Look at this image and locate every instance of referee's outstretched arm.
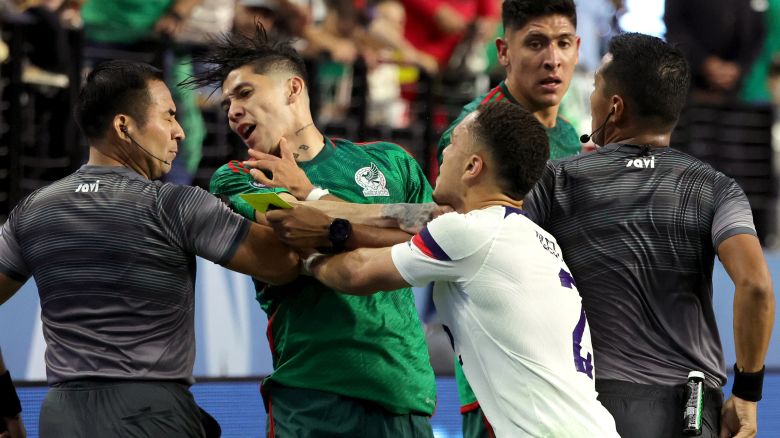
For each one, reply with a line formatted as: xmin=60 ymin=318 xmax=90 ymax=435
xmin=225 ymin=222 xmax=301 ymax=286
xmin=717 ymin=233 xmax=775 ymax=438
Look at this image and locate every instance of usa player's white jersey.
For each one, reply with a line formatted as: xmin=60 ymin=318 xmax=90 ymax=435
xmin=391 ymin=206 xmax=618 ymax=437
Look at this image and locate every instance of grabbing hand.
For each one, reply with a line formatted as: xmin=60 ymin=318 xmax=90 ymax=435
xmin=720 ymin=395 xmax=757 ymax=438
xmin=244 ymin=138 xmax=315 ymax=200
xmin=266 ymin=206 xmax=332 ymax=249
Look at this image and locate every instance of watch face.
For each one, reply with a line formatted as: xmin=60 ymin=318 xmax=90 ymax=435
xmin=330 ymin=218 xmax=352 ymax=242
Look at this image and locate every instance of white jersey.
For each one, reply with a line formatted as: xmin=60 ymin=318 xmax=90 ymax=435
xmin=391 ymin=206 xmax=618 ymax=437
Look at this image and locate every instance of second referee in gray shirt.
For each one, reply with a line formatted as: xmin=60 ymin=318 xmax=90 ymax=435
xmin=525 ymin=33 xmax=774 ymax=438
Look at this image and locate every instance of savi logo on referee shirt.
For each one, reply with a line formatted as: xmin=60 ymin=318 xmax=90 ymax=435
xmin=626 ymin=157 xmax=655 ymax=168
xmin=75 ymin=180 xmax=101 ymax=192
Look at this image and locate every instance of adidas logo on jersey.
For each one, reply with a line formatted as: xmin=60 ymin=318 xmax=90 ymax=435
xmin=626 ymin=157 xmax=655 ymax=168
xmin=75 ymin=180 xmax=100 ymax=192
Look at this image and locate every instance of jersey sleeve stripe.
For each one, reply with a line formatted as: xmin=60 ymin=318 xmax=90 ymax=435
xmin=412 ymin=227 xmax=452 ymax=261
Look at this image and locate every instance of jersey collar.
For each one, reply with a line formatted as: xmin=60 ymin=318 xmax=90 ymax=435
xmin=498 ymin=81 xmax=521 ymax=106
xmin=300 ymin=137 xmax=335 ymax=167
xmin=600 ymin=143 xmax=671 ymax=154
xmin=78 ymin=165 xmax=149 ymax=182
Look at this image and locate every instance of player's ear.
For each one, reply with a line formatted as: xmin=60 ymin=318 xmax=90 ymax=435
xmin=496 ymin=37 xmax=509 ymax=68
xmin=610 ymin=95 xmax=625 ymax=125
xmin=463 ymin=154 xmax=483 ymax=183
xmin=288 ymin=76 xmax=305 ymax=104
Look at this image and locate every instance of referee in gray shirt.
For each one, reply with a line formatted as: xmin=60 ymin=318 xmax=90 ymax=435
xmin=525 ymin=34 xmax=774 ymax=438
xmin=0 ymin=61 xmax=300 ymax=437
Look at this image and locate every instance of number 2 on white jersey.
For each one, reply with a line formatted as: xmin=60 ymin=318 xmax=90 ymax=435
xmin=559 ymin=268 xmax=594 ymax=379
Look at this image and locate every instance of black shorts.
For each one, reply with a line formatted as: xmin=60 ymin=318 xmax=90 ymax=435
xmin=39 ymin=380 xmax=214 ymax=438
xmin=596 ymin=379 xmax=723 ymax=438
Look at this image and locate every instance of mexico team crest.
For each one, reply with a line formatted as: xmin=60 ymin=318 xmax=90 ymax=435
xmin=355 ymin=163 xmax=390 ymax=197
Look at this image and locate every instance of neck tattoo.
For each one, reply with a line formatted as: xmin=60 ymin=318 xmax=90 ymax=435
xmin=295 ymin=122 xmax=314 ymax=136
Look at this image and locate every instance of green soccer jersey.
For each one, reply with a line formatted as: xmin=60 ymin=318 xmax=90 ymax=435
xmin=210 ymin=137 xmax=437 ymax=415
xmin=437 ymin=81 xmax=581 ymax=410
xmin=437 ymin=81 xmax=581 ymax=165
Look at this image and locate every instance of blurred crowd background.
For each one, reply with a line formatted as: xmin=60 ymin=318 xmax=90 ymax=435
xmin=1 ymin=0 xmax=779 ymax=247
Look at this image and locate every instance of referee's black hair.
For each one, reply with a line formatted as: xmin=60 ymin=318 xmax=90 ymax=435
xmin=77 ymin=60 xmax=163 ymax=141
xmin=502 ymin=0 xmax=577 ymax=32
xmin=181 ymin=25 xmax=307 ymax=91
xmin=472 ymin=101 xmax=549 ymax=200
xmin=602 ymin=32 xmax=690 ymax=128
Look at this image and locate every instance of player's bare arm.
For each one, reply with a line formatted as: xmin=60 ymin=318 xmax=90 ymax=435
xmin=380 ymin=203 xmax=453 ymax=234
xmin=718 ymin=233 xmax=774 ymax=438
xmin=266 ymin=206 xmax=419 ymax=249
xmin=270 ymin=201 xmax=451 ymax=235
xmin=227 ymin=222 xmax=301 ymax=285
xmin=307 ymin=247 xmax=408 ymax=295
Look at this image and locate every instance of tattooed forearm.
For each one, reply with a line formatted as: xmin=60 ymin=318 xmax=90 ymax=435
xmin=380 ymin=203 xmax=441 ymax=232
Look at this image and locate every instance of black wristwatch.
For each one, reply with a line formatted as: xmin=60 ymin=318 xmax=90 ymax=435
xmin=328 ymin=218 xmax=352 ymax=253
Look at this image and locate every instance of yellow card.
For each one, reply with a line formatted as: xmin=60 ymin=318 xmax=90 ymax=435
xmin=240 ymin=192 xmax=293 ymax=213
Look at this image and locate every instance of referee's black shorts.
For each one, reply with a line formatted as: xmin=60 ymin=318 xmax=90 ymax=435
xmin=596 ymin=379 xmax=723 ymax=438
xmin=39 ymin=380 xmax=216 ymax=438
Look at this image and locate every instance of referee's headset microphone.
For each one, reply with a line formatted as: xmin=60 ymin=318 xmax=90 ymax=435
xmin=120 ymin=125 xmax=170 ymax=165
xmin=580 ymin=107 xmax=616 ymax=144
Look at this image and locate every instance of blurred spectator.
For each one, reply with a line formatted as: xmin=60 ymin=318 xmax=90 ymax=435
xmin=178 ymin=0 xmax=235 ymax=43
xmin=298 ymin=0 xmax=363 ymax=64
xmin=741 ymin=0 xmax=780 ymax=103
xmin=367 ymin=0 xmax=438 ymax=73
xmin=400 ymin=0 xmax=498 ymax=72
xmin=80 ymin=0 xmax=207 ymax=184
xmin=233 ymin=0 xmax=308 ymax=42
xmin=664 ymin=0 xmax=766 ymax=102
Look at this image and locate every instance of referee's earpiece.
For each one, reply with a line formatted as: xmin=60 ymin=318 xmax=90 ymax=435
xmin=120 ymin=125 xmax=129 ymax=134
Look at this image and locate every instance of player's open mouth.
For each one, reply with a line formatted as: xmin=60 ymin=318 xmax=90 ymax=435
xmin=238 ymin=124 xmax=256 ymax=140
xmin=540 ymin=77 xmax=562 ymax=86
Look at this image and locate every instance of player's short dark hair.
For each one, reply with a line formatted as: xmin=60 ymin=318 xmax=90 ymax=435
xmin=472 ymin=101 xmax=549 ymax=199
xmin=602 ymin=32 xmax=690 ymax=127
xmin=77 ymin=60 xmax=163 ymax=141
xmin=182 ymin=25 xmax=307 ymax=90
xmin=502 ymin=0 xmax=577 ymax=32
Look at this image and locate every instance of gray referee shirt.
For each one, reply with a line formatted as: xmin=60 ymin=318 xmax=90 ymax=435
xmin=525 ymin=143 xmax=756 ymax=388
xmin=0 ymin=166 xmax=250 ymax=385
